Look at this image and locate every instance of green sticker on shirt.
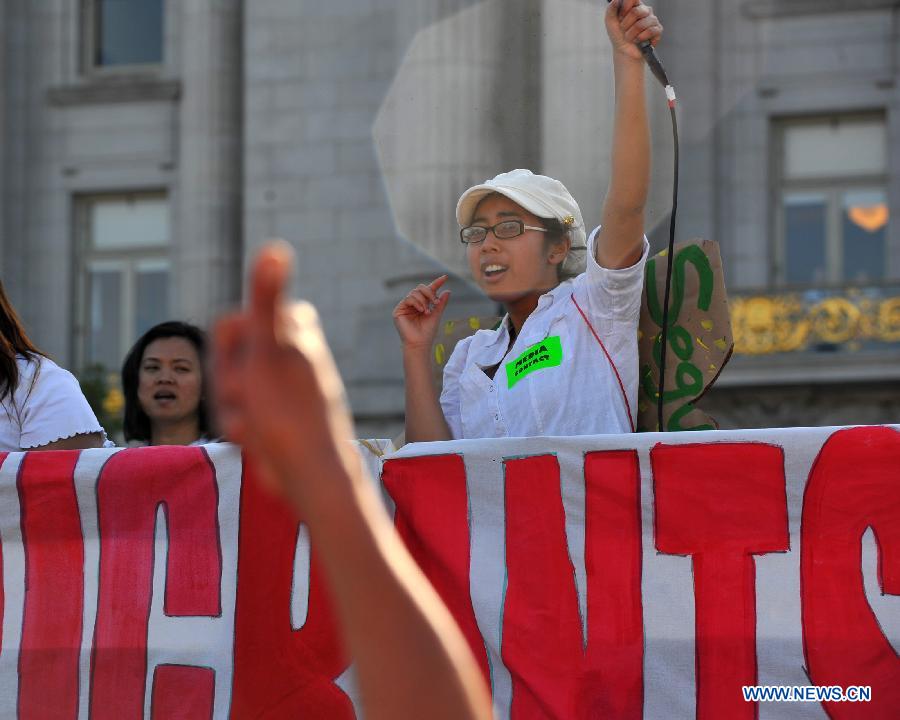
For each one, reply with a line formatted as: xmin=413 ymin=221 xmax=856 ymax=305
xmin=506 ymin=336 xmax=563 ymax=389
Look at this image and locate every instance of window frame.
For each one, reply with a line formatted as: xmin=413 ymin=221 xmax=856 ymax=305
xmin=773 ymin=112 xmax=889 ymax=287
xmin=81 ymin=0 xmax=165 ymax=75
xmin=74 ymin=191 xmax=172 ymax=373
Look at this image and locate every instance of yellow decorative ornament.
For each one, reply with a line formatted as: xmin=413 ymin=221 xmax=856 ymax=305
xmin=729 ymin=290 xmax=900 ymax=354
xmin=877 ymin=298 xmax=900 ymax=342
xmin=730 ymin=295 xmax=809 ymax=355
xmin=103 ymin=387 xmax=124 ymax=416
xmin=810 ymin=298 xmax=860 ymax=345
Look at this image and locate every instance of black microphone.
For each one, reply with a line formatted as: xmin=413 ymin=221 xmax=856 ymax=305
xmin=638 ymin=42 xmax=670 ymax=89
xmin=607 ymin=1 xmax=671 ymax=91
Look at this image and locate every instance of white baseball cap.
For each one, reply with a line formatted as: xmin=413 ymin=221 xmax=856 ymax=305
xmin=456 ymin=169 xmax=587 ymax=276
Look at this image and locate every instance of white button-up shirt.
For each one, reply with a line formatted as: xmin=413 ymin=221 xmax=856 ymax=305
xmin=440 ymin=228 xmax=648 ymax=439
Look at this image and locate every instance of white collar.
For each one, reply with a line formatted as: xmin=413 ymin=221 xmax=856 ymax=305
xmin=472 ymin=278 xmax=577 ymax=365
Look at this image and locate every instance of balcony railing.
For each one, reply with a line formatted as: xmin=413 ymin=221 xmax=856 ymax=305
xmin=730 ymin=285 xmax=900 ymax=356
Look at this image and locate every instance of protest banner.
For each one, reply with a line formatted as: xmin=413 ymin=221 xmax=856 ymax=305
xmin=0 ymin=425 xmax=896 ymax=718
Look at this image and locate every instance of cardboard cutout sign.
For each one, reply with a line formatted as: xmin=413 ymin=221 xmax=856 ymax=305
xmin=637 ymin=238 xmax=733 ymax=431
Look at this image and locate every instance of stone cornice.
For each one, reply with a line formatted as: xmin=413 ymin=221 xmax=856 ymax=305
xmin=47 ymin=77 xmax=181 ymax=107
xmin=742 ymin=0 xmax=899 ymax=19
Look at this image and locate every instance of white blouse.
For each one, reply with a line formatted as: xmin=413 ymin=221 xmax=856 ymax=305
xmin=0 ymin=355 xmax=107 ymax=451
xmin=440 ymin=228 xmax=648 ymax=439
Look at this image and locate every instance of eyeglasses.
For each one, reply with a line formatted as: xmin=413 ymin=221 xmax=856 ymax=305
xmin=459 ymin=220 xmax=548 ymax=245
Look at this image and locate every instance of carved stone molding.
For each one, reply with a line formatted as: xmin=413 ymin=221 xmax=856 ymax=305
xmin=47 ymin=78 xmax=181 ymax=107
xmin=702 ymin=381 xmax=900 ymax=430
xmin=741 ymin=0 xmax=898 ymax=19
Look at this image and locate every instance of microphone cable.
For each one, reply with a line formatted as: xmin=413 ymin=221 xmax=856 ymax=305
xmin=657 ymin=96 xmax=678 ymax=432
xmin=642 ymin=45 xmax=679 ymax=433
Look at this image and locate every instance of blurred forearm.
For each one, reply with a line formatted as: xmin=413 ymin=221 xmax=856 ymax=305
xmin=284 ymin=452 xmax=491 ymax=720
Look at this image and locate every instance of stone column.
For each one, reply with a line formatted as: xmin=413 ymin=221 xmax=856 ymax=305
xmin=651 ymin=0 xmax=720 ymax=247
xmin=375 ymin=0 xmax=542 ymax=279
xmin=353 ymin=0 xmax=546 ymax=434
xmin=172 ymin=0 xmax=242 ymax=326
xmin=1 ymin=2 xmax=28 ymax=299
xmin=10 ymin=0 xmax=73 ymax=359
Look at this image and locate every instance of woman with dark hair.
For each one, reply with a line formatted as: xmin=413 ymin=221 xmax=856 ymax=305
xmin=121 ymin=321 xmax=212 ymax=446
xmin=0 ymin=279 xmax=107 ymax=451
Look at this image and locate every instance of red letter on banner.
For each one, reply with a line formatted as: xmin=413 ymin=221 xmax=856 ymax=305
xmin=381 ymin=454 xmax=491 ymax=683
xmin=502 ymin=451 xmax=643 ymax=720
xmin=90 ymin=447 xmax=222 ymax=719
xmin=580 ymin=451 xmax=643 ymax=718
xmin=230 ymin=460 xmax=354 ymax=718
xmin=17 ymin=451 xmax=85 ymax=720
xmin=151 ymin=664 xmax=215 ymax=719
xmin=801 ymin=426 xmax=900 ymax=718
xmin=502 ymin=453 xmax=643 ymax=719
xmin=503 ymin=455 xmax=583 ymax=718
xmin=652 ymin=443 xmax=787 ymax=720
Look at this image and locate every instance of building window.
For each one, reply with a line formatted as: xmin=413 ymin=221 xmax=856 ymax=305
xmin=776 ymin=114 xmax=889 ymax=286
xmin=77 ymin=193 xmax=170 ymax=372
xmin=84 ymin=0 xmax=164 ymax=69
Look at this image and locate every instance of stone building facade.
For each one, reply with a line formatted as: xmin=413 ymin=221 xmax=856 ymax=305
xmin=0 ymin=0 xmax=898 ymax=437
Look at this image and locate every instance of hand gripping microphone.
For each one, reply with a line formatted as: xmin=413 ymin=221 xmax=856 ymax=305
xmin=607 ymin=0 xmax=674 ymax=105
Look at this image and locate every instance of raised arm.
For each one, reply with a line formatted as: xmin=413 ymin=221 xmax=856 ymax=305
xmin=214 ymin=245 xmax=490 ymax=720
xmin=596 ymin=0 xmax=663 ymax=269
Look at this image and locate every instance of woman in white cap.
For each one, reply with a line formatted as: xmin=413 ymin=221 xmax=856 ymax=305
xmin=393 ymin=0 xmax=662 ymax=441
